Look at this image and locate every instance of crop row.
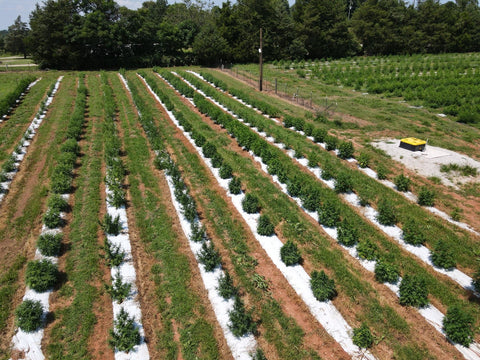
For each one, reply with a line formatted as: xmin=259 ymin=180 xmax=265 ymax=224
xmin=0 ymin=75 xmax=37 ymax=119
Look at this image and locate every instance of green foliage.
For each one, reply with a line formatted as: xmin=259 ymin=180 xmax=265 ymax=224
xmin=190 ymin=221 xmax=207 ymax=243
xmin=356 ymin=239 xmax=378 ymax=261
xmin=107 ymin=183 xmax=126 ymax=208
xmin=338 ymin=141 xmax=354 ymax=159
xmin=50 ymin=171 xmax=72 ymax=194
xmin=103 ymin=238 xmax=126 ymax=267
xmin=228 ymin=177 xmax=242 ymax=195
xmin=310 ymin=270 xmax=337 ymax=302
xmin=443 ymin=305 xmax=475 ymax=347
xmin=198 ymin=242 xmax=222 ymax=272
xmin=417 ymin=186 xmax=435 ymax=206
xmin=376 ymin=164 xmax=388 ymax=180
xmin=15 ymin=300 xmax=43 ymax=332
xmin=37 ymin=233 xmax=62 ymax=257
xmin=219 ymin=163 xmax=233 ymax=179
xmin=320 ymin=161 xmax=335 ymax=180
xmin=431 ymin=240 xmax=455 ymax=269
xmin=202 ymin=142 xmax=217 ymax=158
xmin=353 ymin=323 xmax=374 ymax=349
xmin=337 ymin=219 xmax=359 ymax=247
xmin=43 ymin=208 xmax=64 ymax=228
xmin=440 ymin=163 xmax=477 ymax=177
xmin=2 ymin=155 xmax=16 ymax=173
xmin=0 ymin=75 xmax=36 ymax=117
xmin=47 ymin=193 xmax=69 ymax=212
xmin=374 ymin=260 xmax=399 ymax=284
xmin=25 ymin=259 xmax=58 ymax=292
xmin=334 ymin=172 xmax=353 ymax=193
xmin=102 ymin=213 xmax=121 ymax=235
xmin=109 ymin=308 xmax=141 ymax=352
xmin=325 ymin=136 xmax=338 ymax=151
xmin=312 ymin=128 xmax=327 ymax=143
xmin=228 ymin=296 xmax=256 ymax=337
xmin=318 ymin=199 xmax=340 ymax=227
xmin=357 ymin=152 xmax=370 ymax=168
xmin=211 ymin=153 xmax=223 ymax=168
xmin=257 ymin=214 xmax=275 ymax=236
xmin=376 ymin=199 xmax=396 ymax=226
xmin=399 ymin=274 xmax=429 ymax=308
xmin=217 ymin=271 xmax=237 ymax=299
xmin=402 ymin=219 xmax=426 ymax=246
xmin=394 ymin=174 xmax=411 ymax=192
xmin=60 ymin=138 xmax=80 ymax=155
xmin=105 ymin=272 xmax=132 ymax=303
xmin=252 ymin=349 xmax=267 ymax=360
xmin=242 ymin=193 xmax=260 ymax=214
xmin=280 ymin=241 xmax=301 ymax=266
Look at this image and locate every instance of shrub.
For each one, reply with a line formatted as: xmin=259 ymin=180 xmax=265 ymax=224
xmin=286 ymin=177 xmax=302 ymax=197
xmin=304 ymin=123 xmax=314 ymax=136
xmin=15 ymin=300 xmax=43 ymax=332
xmin=202 ymin=142 xmax=217 ymax=158
xmin=2 ymin=156 xmax=16 ymax=173
xmin=229 ymin=296 xmax=256 ymax=337
xmin=353 ymin=323 xmax=374 ymax=349
xmin=321 ymin=161 xmax=335 ymax=180
xmin=357 ymin=152 xmax=370 ymax=168
xmin=334 ymin=172 xmax=353 ymax=193
xmin=103 ymin=238 xmax=126 ymax=267
xmin=50 ymin=172 xmax=72 ymax=194
xmin=338 ymin=141 xmax=354 ymax=159
xmin=47 ymin=194 xmax=69 ymax=212
xmin=376 ymin=199 xmax=396 ymax=226
xmin=443 ymin=305 xmax=474 ymax=347
xmin=102 ymin=213 xmax=121 ymax=235
xmin=310 ymin=270 xmax=337 ymax=301
xmin=307 ymin=152 xmax=319 ymax=168
xmin=399 ymin=274 xmax=429 ymax=308
xmin=280 ymin=241 xmax=301 ymax=266
xmin=60 ymin=138 xmax=80 ymax=155
xmin=198 ymin=242 xmax=222 ymax=271
xmin=43 ymin=208 xmax=64 ymax=229
xmin=0 ymin=171 xmax=8 ymax=182
xmin=190 ymin=221 xmax=207 ymax=243
xmin=107 ymin=184 xmax=126 ymax=208
xmin=402 ymin=219 xmax=426 ymax=245
xmin=318 ymin=199 xmax=340 ymax=228
xmin=257 ymin=215 xmax=275 ymax=236
xmin=219 ymin=163 xmax=233 ymax=179
xmin=109 ymin=307 xmax=141 ymax=352
xmin=37 ymin=233 xmax=62 ymax=257
xmin=301 ymin=187 xmax=321 ymax=212
xmin=211 ymin=153 xmax=223 ymax=168
xmin=105 ymin=272 xmax=132 ymax=303
xmin=312 ymin=128 xmax=327 ymax=143
xmin=394 ymin=174 xmax=411 ymax=192
xmin=418 ymin=186 xmax=435 ymax=206
xmin=374 ymin=260 xmax=399 ymax=284
xmin=431 ymin=239 xmax=455 ymax=269
xmin=376 ymin=164 xmax=388 ymax=180
xmin=25 ymin=259 xmax=58 ymax=292
xmin=337 ymin=219 xmax=358 ymax=247
xmin=217 ymin=270 xmax=237 ymax=299
xmin=242 ymin=194 xmax=260 ymax=214
xmin=356 ymin=239 xmax=378 ymax=261
xmin=325 ymin=136 xmax=338 ymax=151
xmin=228 ymin=177 xmax=242 ymax=195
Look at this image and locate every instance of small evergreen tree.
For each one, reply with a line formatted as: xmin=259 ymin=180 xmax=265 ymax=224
xmin=357 ymin=152 xmax=370 ymax=168
xmin=310 ymin=270 xmax=337 ymax=301
xmin=15 ymin=300 xmax=43 ymax=332
xmin=356 ymin=239 xmax=378 ymax=261
xmin=325 ymin=136 xmax=338 ymax=151
xmin=443 ymin=305 xmax=475 ymax=347
xmin=320 ymin=161 xmax=335 ymax=180
xmin=217 ymin=270 xmax=237 ymax=299
xmin=418 ymin=186 xmax=435 ymax=206
xmin=202 ymin=142 xmax=217 ymax=158
xmin=103 ymin=238 xmax=126 ymax=267
xmin=402 ymin=219 xmax=426 ymax=246
xmin=219 ymin=163 xmax=233 ymax=179
xmin=257 ymin=215 xmax=275 ymax=236
xmin=376 ymin=164 xmax=388 ymax=180
xmin=242 ymin=194 xmax=260 ymax=214
xmin=25 ymin=259 xmax=59 ymax=292
xmin=105 ymin=272 xmax=132 ymax=303
xmin=399 ymin=274 xmax=429 ymax=308
xmin=37 ymin=233 xmax=62 ymax=257
xmin=228 ymin=296 xmax=256 ymax=337
xmin=352 ymin=323 xmax=374 ymax=349
xmin=43 ymin=208 xmax=64 ymax=229
xmin=280 ymin=241 xmax=301 ymax=266
xmin=47 ymin=194 xmax=69 ymax=212
xmin=198 ymin=242 xmax=222 ymax=271
xmin=337 ymin=219 xmax=359 ymax=247
xmin=312 ymin=128 xmax=327 ymax=143
xmin=376 ymin=199 xmax=396 ymax=226
xmin=211 ymin=153 xmax=223 ymax=168
xmin=431 ymin=239 xmax=455 ymax=269
xmin=109 ymin=308 xmax=141 ymax=352
xmin=102 ymin=213 xmax=121 ymax=235
xmin=318 ymin=199 xmax=340 ymax=228
xmin=374 ymin=260 xmax=399 ymax=284
xmin=228 ymin=177 xmax=242 ymax=195
xmin=334 ymin=172 xmax=353 ymax=193
xmin=190 ymin=221 xmax=207 ymax=243
xmin=394 ymin=174 xmax=411 ymax=192
xmin=338 ymin=141 xmax=354 ymax=159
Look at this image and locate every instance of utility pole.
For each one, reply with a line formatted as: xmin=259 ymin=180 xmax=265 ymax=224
xmin=259 ymin=28 xmax=263 ymax=91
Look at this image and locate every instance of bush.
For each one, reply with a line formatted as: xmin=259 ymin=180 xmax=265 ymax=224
xmin=301 ymin=187 xmax=321 ymax=212
xmin=280 ymin=241 xmax=301 ymax=266
xmin=353 ymin=323 xmax=374 ymax=349
xmin=105 ymin=272 xmax=132 ymax=303
xmin=357 ymin=152 xmax=370 ymax=168
xmin=228 ymin=296 xmax=256 ymax=337
xmin=402 ymin=219 xmax=426 ymax=246
xmin=15 ymin=300 xmax=43 ymax=332
xmin=356 ymin=239 xmax=378 ymax=260
xmin=312 ymin=128 xmax=327 ymax=143
xmin=310 ymin=270 xmax=337 ymax=301
xmin=25 ymin=259 xmax=59 ymax=292
xmin=109 ymin=307 xmax=141 ymax=352
xmin=202 ymin=142 xmax=217 ymax=158
xmin=376 ymin=164 xmax=388 ymax=180
xmin=242 ymin=193 xmax=260 ymax=214
xmin=431 ymin=239 xmax=455 ymax=269
xmin=257 ymin=215 xmax=275 ymax=236
xmin=217 ymin=270 xmax=237 ymax=299
xmin=198 ymin=242 xmax=222 ymax=271
xmin=374 ymin=260 xmax=399 ymax=284
xmin=50 ymin=172 xmax=72 ymax=194
xmin=43 ymin=208 xmax=64 ymax=229
xmin=103 ymin=238 xmax=126 ymax=267
xmin=418 ymin=186 xmax=435 ymax=206
xmin=2 ymin=156 xmax=16 ymax=173
xmin=399 ymin=274 xmax=429 ymax=308
xmin=107 ymin=184 xmax=126 ymax=208
xmin=334 ymin=172 xmax=353 ymax=193
xmin=228 ymin=177 xmax=242 ymax=195
xmin=376 ymin=199 xmax=396 ymax=226
xmin=37 ymin=233 xmax=62 ymax=257
xmin=102 ymin=213 xmax=121 ymax=235
xmin=47 ymin=194 xmax=69 ymax=212
xmin=60 ymin=138 xmax=80 ymax=155
xmin=219 ymin=163 xmax=233 ymax=179
xmin=318 ymin=199 xmax=340 ymax=228
xmin=337 ymin=219 xmax=359 ymax=247
xmin=338 ymin=141 xmax=354 ymax=159
xmin=394 ymin=174 xmax=411 ymax=192
xmin=211 ymin=153 xmax=223 ymax=168
xmin=325 ymin=136 xmax=338 ymax=151
xmin=190 ymin=221 xmax=207 ymax=243
xmin=443 ymin=305 xmax=474 ymax=347
xmin=320 ymin=161 xmax=335 ymax=180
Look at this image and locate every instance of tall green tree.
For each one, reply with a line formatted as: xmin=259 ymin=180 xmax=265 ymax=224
xmin=4 ymin=16 xmax=30 ymax=58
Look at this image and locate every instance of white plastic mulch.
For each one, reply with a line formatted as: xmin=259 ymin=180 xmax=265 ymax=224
xmin=138 ymin=73 xmax=258 ymax=360
xmin=175 ymin=72 xmax=480 ymax=359
xmin=148 ymin=73 xmax=375 ymax=360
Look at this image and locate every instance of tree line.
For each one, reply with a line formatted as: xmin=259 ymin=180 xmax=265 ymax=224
xmin=1 ymin=0 xmax=480 ymax=69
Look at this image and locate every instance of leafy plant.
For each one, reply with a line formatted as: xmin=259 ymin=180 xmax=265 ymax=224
xmin=431 ymin=239 xmax=455 ymax=269
xmin=443 ymin=305 xmax=474 ymax=347
xmin=15 ymin=300 xmax=43 ymax=332
xmin=103 ymin=238 xmax=126 ymax=267
xmin=357 ymin=152 xmax=370 ymax=168
xmin=338 ymin=141 xmax=354 ymax=159
xmin=399 ymin=274 xmax=429 ymax=308
xmin=43 ymin=208 xmax=64 ymax=229
xmin=219 ymin=163 xmax=233 ymax=179
xmin=402 ymin=219 xmax=426 ymax=245
xmin=312 ymin=128 xmax=327 ymax=143
xmin=325 ymin=136 xmax=338 ymax=151
xmin=202 ymin=142 xmax=217 ymax=158
xmin=417 ymin=186 xmax=435 ymax=206
xmin=107 ymin=183 xmax=126 ymax=208
xmin=2 ymin=156 xmax=16 ymax=173
xmin=394 ymin=174 xmax=411 ymax=192
xmin=102 ymin=213 xmax=121 ymax=235
xmin=310 ymin=270 xmax=337 ymax=301
xmin=25 ymin=259 xmax=59 ymax=292
xmin=60 ymin=138 xmax=80 ymax=155
xmin=105 ymin=272 xmax=132 ymax=303
xmin=37 ymin=233 xmax=62 ymax=257
xmin=356 ymin=239 xmax=378 ymax=261
xmin=318 ymin=199 xmax=340 ymax=227
xmin=321 ymin=161 xmax=335 ymax=180
xmin=280 ymin=241 xmax=301 ymax=266
xmin=109 ymin=307 xmax=141 ymax=352
xmin=198 ymin=242 xmax=222 ymax=271
xmin=334 ymin=172 xmax=353 ymax=193
xmin=211 ymin=153 xmax=223 ymax=168
xmin=374 ymin=260 xmax=399 ymax=284
xmin=353 ymin=323 xmax=374 ymax=349
xmin=217 ymin=270 xmax=237 ymax=299
xmin=50 ymin=172 xmax=72 ymax=194
xmin=190 ymin=221 xmax=207 ymax=243
xmin=228 ymin=295 xmax=257 ymax=338
xmin=228 ymin=177 xmax=242 ymax=195
xmin=47 ymin=193 xmax=69 ymax=212
xmin=257 ymin=214 xmax=275 ymax=236
xmin=242 ymin=193 xmax=260 ymax=214
xmin=337 ymin=219 xmax=359 ymax=247
xmin=376 ymin=164 xmax=388 ymax=180
xmin=376 ymin=199 xmax=396 ymax=226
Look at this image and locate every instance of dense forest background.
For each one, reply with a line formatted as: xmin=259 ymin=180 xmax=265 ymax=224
xmin=1 ymin=0 xmax=480 ymax=69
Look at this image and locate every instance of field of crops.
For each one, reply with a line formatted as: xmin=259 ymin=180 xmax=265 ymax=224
xmin=0 ymin=56 xmax=479 ymax=360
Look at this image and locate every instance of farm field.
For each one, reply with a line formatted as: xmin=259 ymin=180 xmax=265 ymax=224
xmin=0 ymin=55 xmax=479 ymax=360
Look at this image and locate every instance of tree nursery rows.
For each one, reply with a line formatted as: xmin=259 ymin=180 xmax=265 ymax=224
xmin=0 ymin=63 xmax=479 ymax=360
